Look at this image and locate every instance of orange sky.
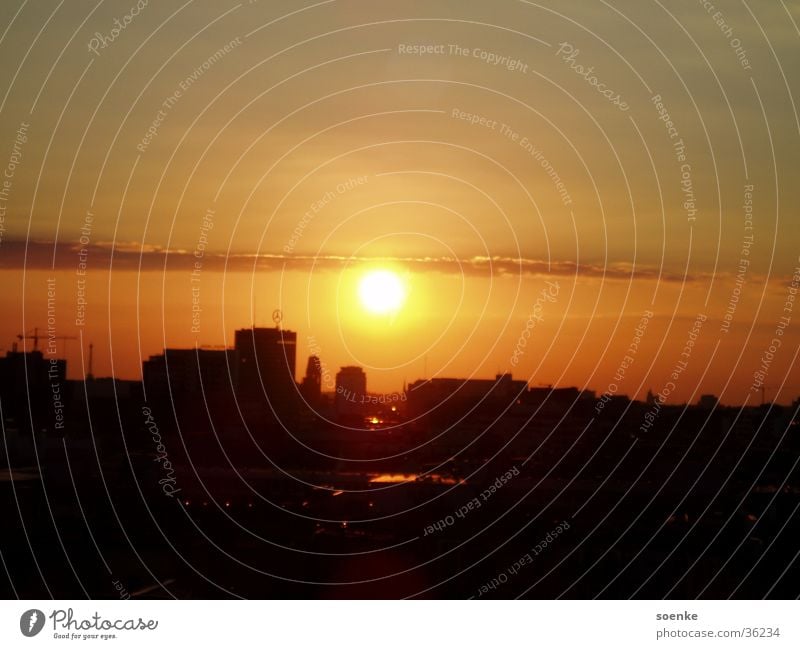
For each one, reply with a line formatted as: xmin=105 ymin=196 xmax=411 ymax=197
xmin=0 ymin=0 xmax=798 ymax=404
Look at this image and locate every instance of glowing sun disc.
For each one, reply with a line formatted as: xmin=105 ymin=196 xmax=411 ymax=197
xmin=358 ymin=270 xmax=406 ymax=314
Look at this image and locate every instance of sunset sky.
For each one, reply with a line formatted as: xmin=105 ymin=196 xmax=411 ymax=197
xmin=1 ymin=0 xmax=798 ymax=404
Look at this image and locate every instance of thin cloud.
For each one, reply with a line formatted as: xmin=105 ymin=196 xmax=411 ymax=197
xmin=0 ymin=238 xmax=698 ymax=282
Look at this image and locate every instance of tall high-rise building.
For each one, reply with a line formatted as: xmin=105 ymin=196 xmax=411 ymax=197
xmin=301 ymin=355 xmax=322 ymax=404
xmin=234 ymin=327 xmax=297 ymax=405
xmin=335 ymin=365 xmax=366 ymax=418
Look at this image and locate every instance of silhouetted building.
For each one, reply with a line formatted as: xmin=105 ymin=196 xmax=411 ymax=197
xmin=335 ymin=366 xmax=366 ymax=419
xmin=407 ymin=373 xmax=527 ymax=421
xmin=524 ymin=385 xmax=595 ymax=408
xmin=142 ymin=348 xmax=239 ymax=431
xmin=301 ymin=355 xmax=322 ymax=405
xmin=64 ymin=377 xmax=143 ymax=446
xmin=142 ymin=348 xmax=238 ymax=398
xmin=698 ymin=394 xmax=719 ymax=409
xmin=79 ymin=377 xmax=138 ymax=401
xmin=0 ymin=349 xmax=67 ymax=436
xmin=234 ymin=327 xmax=297 ymax=402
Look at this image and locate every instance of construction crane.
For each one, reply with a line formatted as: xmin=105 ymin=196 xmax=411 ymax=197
xmin=17 ymin=328 xmax=41 ymax=350
xmin=17 ymin=328 xmax=77 ymax=354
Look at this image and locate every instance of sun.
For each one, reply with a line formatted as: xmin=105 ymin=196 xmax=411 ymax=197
xmin=358 ymin=269 xmax=407 ymax=314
